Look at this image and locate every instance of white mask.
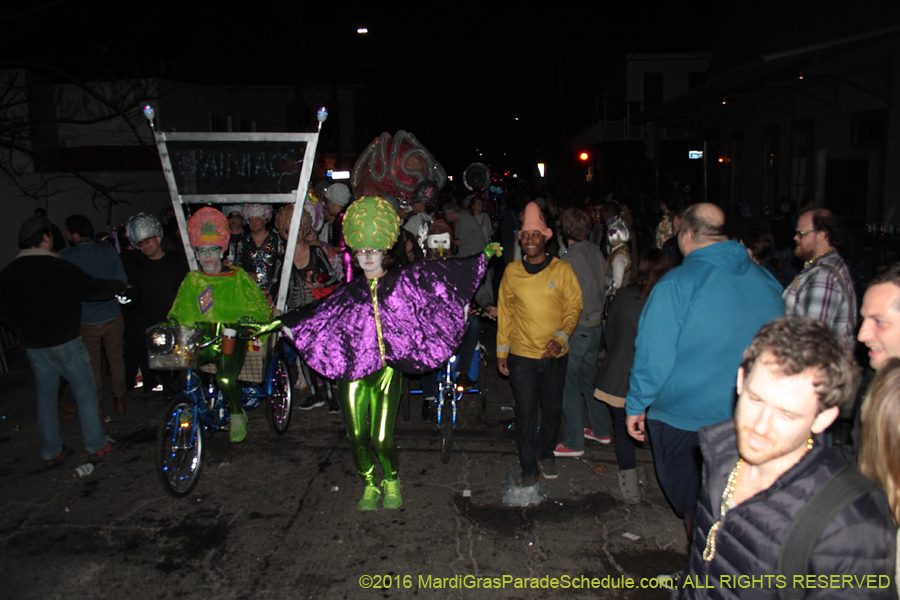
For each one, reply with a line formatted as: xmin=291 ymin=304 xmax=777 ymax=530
xmin=427 ymin=233 xmax=451 ymax=258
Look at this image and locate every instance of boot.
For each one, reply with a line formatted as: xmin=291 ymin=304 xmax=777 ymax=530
xmin=114 ymin=396 xmax=126 ymax=416
xmin=608 ymin=469 xmax=641 ymax=504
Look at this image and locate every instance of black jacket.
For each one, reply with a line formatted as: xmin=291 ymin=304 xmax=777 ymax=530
xmin=0 ymin=250 xmax=126 ymax=348
xmin=676 ymin=419 xmax=895 ymax=600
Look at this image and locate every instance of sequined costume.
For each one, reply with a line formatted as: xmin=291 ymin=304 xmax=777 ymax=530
xmin=234 ymin=230 xmax=285 ymax=294
xmin=280 ymin=254 xmax=487 ymax=488
xmin=280 ymin=254 xmax=487 ymax=381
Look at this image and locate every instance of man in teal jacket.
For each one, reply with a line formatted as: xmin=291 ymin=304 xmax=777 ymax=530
xmin=625 ymin=203 xmax=784 ymax=519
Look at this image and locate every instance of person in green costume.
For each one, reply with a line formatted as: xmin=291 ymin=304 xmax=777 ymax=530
xmin=167 ymin=207 xmax=270 ymax=442
xmin=252 ymin=196 xmax=502 ymax=511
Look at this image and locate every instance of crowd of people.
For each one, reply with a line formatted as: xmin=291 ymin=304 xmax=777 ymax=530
xmin=5 ymin=175 xmax=900 ymax=596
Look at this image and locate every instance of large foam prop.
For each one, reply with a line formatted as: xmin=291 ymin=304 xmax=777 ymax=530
xmin=351 ymin=130 xmax=446 ymax=198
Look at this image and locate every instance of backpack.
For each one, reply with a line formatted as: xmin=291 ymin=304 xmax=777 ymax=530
xmin=777 ymin=466 xmax=897 ymax=600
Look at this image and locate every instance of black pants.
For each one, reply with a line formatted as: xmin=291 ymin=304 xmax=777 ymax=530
xmin=508 ymin=353 xmax=567 ymax=479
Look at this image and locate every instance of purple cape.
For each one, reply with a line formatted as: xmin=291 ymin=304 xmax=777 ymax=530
xmin=281 ymin=254 xmax=486 ymax=382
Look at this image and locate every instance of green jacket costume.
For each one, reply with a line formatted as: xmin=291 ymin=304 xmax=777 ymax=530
xmin=167 ymin=264 xmax=269 ymax=326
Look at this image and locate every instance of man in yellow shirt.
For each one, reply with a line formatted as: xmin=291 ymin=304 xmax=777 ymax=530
xmin=497 ymin=202 xmax=582 ymax=484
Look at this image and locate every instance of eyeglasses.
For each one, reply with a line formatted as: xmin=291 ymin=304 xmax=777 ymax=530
xmin=356 ymin=248 xmax=383 ymax=256
xmin=794 ymin=229 xmax=817 ymax=237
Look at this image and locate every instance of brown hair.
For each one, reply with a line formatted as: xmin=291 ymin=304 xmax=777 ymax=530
xmin=859 ymin=357 xmax=900 ymax=525
xmin=559 ymin=207 xmax=591 ymax=242
xmin=740 ymin=316 xmax=859 ymax=411
xmin=631 ymin=248 xmax=672 ymax=299
xmin=868 ymin=262 xmax=900 ymax=292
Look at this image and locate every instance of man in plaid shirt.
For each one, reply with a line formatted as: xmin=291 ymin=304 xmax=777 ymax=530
xmin=783 ymin=208 xmax=857 ymax=352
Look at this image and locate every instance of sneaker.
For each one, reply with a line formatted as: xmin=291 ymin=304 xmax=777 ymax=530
xmin=299 ymin=394 xmax=325 ymax=410
xmin=539 ymin=460 xmax=559 ymax=479
xmin=553 ymin=443 xmax=584 ymax=458
xmin=358 ymin=485 xmax=381 ymax=511
xmin=229 ymin=412 xmax=248 ymax=443
xmin=88 ymin=442 xmax=116 ymax=460
xmin=584 ymin=428 xmax=611 ymax=444
xmin=381 ymin=479 xmax=403 ymax=509
xmin=44 ymin=446 xmax=74 ymax=467
xmin=327 ymin=397 xmax=340 ymax=414
xmin=519 ymin=474 xmax=540 ymax=487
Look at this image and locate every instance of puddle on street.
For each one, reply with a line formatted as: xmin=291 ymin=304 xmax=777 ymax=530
xmin=453 ymin=491 xmax=619 ymax=537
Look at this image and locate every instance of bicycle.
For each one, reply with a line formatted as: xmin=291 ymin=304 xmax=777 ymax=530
xmin=403 ymin=346 xmax=487 ymax=464
xmin=148 ymin=324 xmax=292 ymax=497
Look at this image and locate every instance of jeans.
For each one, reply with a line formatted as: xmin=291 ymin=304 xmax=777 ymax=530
xmin=81 ymin=314 xmax=127 ymax=399
xmin=26 ymin=338 xmax=108 ymax=460
xmin=561 ymin=323 xmax=610 ymax=450
xmin=647 ymin=419 xmax=702 ymax=519
xmin=508 ymin=353 xmax=568 ymax=479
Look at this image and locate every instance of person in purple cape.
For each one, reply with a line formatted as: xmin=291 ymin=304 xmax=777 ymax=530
xmin=255 ymin=196 xmax=501 ymax=511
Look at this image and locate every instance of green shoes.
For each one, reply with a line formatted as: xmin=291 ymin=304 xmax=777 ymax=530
xmin=229 ymin=411 xmax=248 ymax=443
xmin=358 ymin=485 xmax=381 ymax=511
xmin=381 ymin=479 xmax=402 ymax=509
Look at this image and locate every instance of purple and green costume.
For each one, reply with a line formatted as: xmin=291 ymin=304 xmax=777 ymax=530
xmin=280 ymin=254 xmax=486 ymax=485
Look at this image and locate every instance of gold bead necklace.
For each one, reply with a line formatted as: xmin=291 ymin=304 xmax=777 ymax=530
xmin=702 ymin=437 xmax=814 ymax=562
xmin=702 ymin=458 xmax=742 ymax=562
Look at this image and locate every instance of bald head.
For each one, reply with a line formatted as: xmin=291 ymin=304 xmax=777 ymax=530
xmin=679 ymin=203 xmax=727 ymax=256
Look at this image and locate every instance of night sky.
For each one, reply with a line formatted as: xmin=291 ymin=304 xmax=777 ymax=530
xmin=1 ymin=0 xmax=719 ymax=174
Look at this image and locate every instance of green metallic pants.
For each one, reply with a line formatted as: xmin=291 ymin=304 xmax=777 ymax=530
xmin=196 ymin=323 xmax=247 ymax=416
xmin=337 ymin=366 xmax=402 ymax=486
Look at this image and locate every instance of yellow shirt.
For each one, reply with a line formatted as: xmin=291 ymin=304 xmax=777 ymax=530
xmin=496 ymin=257 xmax=582 ymax=359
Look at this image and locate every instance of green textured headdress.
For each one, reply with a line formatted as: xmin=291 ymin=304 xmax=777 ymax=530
xmin=342 ymin=196 xmax=400 ymax=250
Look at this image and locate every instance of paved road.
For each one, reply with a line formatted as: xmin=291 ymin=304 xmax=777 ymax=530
xmin=0 ymin=326 xmax=686 ymax=600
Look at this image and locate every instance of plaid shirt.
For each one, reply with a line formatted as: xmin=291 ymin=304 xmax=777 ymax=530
xmin=783 ymin=251 xmax=857 ymax=351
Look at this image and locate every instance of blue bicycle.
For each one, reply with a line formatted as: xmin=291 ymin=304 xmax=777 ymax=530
xmin=149 ymin=325 xmax=292 ymax=497
xmin=405 ymin=348 xmax=486 ymax=464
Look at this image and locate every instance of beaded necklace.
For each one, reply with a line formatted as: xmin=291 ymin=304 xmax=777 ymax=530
xmin=702 ymin=436 xmax=814 ymax=562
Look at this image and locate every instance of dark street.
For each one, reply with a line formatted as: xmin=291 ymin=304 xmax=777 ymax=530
xmin=0 ymin=325 xmax=685 ymax=600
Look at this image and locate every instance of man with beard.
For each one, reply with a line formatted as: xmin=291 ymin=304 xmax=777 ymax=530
xmin=676 ymin=317 xmax=895 ymax=599
xmin=783 ymin=208 xmax=857 ymax=352
xmin=497 ymin=202 xmax=582 ymax=484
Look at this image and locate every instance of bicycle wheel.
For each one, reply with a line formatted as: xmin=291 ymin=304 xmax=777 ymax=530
xmin=440 ymin=390 xmax=454 ymax=464
xmin=156 ymin=397 xmax=204 ymax=498
xmin=266 ymin=357 xmax=293 ymax=435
